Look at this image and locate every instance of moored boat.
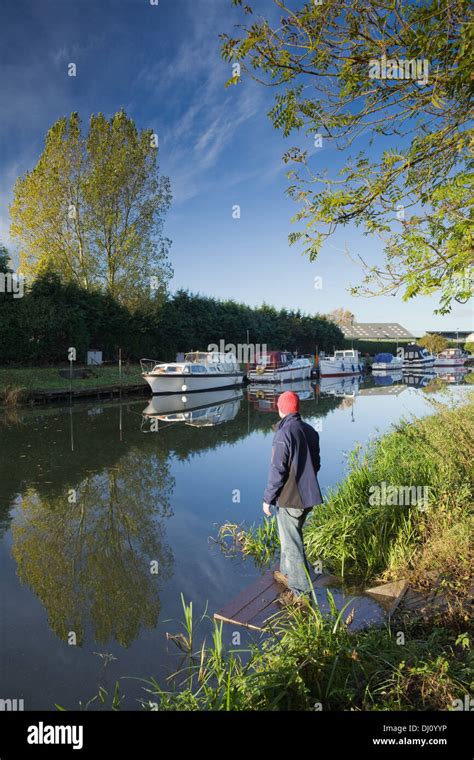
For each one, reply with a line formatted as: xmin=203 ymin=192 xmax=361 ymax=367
xmin=318 ymin=349 xmax=364 ymax=377
xmin=434 ymin=347 xmax=467 ymax=367
xmin=141 ymin=351 xmax=244 ymax=395
xmin=247 ymin=351 xmax=312 ymax=383
xmin=372 ymin=352 xmax=403 ymax=371
xmin=401 ymin=344 xmax=435 ymax=370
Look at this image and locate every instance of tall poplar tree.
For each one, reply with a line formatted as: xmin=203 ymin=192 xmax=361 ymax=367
xmin=10 ymin=110 xmax=172 ymax=306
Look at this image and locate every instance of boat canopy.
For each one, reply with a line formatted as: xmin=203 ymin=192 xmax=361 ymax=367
xmin=374 ymin=353 xmax=394 ymax=363
xmin=184 ymin=351 xmax=236 ymax=364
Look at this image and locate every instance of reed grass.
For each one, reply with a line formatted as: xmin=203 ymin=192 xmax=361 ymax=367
xmin=139 ymin=591 xmax=472 ymax=711
xmin=220 ymin=397 xmax=474 ymax=590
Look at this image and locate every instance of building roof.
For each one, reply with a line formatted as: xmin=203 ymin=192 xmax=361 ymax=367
xmin=343 ymin=322 xmax=415 ymax=340
xmin=427 ymin=330 xmax=473 ymax=341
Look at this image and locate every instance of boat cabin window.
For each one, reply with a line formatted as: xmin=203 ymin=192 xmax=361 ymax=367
xmin=191 ymin=365 xmax=206 ymax=373
xmin=185 ymin=352 xmax=208 ymax=363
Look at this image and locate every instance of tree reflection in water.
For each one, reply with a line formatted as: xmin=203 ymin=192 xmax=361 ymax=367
xmin=11 ymin=449 xmax=174 ymax=648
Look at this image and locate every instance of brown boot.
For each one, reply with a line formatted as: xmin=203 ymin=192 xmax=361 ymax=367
xmin=277 ymin=589 xmax=311 ymax=613
xmin=273 ymin=570 xmax=289 ymax=588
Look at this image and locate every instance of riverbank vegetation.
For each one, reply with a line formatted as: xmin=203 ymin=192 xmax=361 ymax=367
xmin=135 ymin=397 xmax=473 ymax=711
xmin=0 ymin=259 xmax=343 ymax=368
xmin=0 ymin=365 xmax=145 ymax=405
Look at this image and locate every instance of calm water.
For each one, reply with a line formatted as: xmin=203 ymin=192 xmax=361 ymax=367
xmin=0 ymin=372 xmax=470 ymax=709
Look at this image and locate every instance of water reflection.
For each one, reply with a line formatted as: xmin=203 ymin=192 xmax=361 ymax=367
xmin=0 ymin=374 xmax=471 ymax=708
xmin=317 ymin=374 xmax=362 ymax=398
xmin=11 ymin=450 xmax=174 ymax=648
xmin=371 ymin=371 xmax=404 ymax=385
xmin=433 ymin=366 xmax=471 ymax=384
xmin=247 ymin=380 xmax=314 ymax=413
xmin=142 ymin=388 xmax=243 ymax=429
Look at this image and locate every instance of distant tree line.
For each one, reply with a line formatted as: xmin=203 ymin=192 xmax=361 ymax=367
xmin=0 ymin=260 xmax=343 ymax=365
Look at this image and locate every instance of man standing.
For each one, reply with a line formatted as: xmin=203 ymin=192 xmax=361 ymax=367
xmin=262 ymin=391 xmax=322 ymax=602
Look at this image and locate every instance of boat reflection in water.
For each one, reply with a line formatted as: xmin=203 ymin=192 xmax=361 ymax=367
xmin=433 ymin=366 xmax=471 ymax=385
xmin=141 ymin=388 xmax=244 ymax=430
xmin=371 ymin=371 xmax=403 ymax=385
xmin=402 ymin=371 xmax=437 ymax=388
xmin=317 ymin=374 xmax=362 ymax=398
xmin=247 ymin=379 xmax=315 ymax=413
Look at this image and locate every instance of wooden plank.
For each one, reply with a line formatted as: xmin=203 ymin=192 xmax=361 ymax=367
xmin=215 ymin=570 xmax=276 ymax=622
xmin=232 ymin=583 xmax=280 ymax=626
xmin=214 ymin=568 xmax=336 ymax=630
xmin=247 ymin=602 xmax=286 ymax=631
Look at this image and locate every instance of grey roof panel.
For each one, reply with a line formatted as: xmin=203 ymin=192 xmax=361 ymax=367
xmin=342 ymin=323 xmax=415 ymax=339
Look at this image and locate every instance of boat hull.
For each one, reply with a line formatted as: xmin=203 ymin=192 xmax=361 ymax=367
xmin=319 ymin=360 xmax=363 ymax=377
xmin=402 ymin=359 xmax=435 ymax=370
xmin=247 ymin=363 xmax=312 ymax=383
xmin=143 ymin=372 xmax=243 ymax=395
xmin=372 ymin=361 xmax=403 ymax=371
xmin=434 ymin=358 xmax=466 ymax=367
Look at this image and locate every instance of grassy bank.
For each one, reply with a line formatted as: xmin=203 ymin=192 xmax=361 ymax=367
xmin=0 ymin=365 xmax=145 ymax=405
xmin=304 ymin=397 xmax=473 ymax=590
xmin=222 ymin=397 xmax=473 ymax=591
xmin=130 ymin=397 xmax=472 ymax=711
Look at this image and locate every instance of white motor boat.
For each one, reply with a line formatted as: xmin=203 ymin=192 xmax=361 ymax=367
xmin=247 ymin=351 xmax=313 ymax=383
xmin=401 ymin=344 xmax=435 ymax=370
xmin=434 ymin=348 xmax=467 ymax=367
xmin=318 ymin=349 xmax=364 ymax=377
xmin=141 ymin=351 xmax=244 ymax=395
xmin=372 ymin=352 xmax=403 ymax=371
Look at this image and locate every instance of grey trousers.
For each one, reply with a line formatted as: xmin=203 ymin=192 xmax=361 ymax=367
xmin=276 ymin=506 xmax=313 ymax=596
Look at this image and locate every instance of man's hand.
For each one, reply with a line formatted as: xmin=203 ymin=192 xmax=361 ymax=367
xmin=262 ymin=502 xmax=272 ymax=517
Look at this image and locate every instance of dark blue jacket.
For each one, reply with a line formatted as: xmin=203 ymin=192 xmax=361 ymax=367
xmin=263 ymin=412 xmax=323 ymax=509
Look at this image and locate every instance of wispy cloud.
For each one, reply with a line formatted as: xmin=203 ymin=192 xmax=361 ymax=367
xmin=130 ymin=0 xmax=267 ymax=204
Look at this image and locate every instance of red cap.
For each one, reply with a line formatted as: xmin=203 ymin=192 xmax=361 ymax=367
xmin=277 ymin=391 xmax=300 ymax=415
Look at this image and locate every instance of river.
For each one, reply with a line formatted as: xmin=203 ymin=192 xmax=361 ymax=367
xmin=0 ymin=370 xmax=471 ymax=709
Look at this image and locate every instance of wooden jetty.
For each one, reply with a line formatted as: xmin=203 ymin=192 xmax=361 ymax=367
xmin=215 ymin=571 xmax=471 ymax=633
xmin=214 ymin=569 xmax=337 ymax=632
xmin=29 ymin=383 xmax=147 ymax=404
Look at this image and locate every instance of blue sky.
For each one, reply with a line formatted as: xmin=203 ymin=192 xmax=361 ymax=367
xmin=0 ymin=0 xmax=471 ymax=334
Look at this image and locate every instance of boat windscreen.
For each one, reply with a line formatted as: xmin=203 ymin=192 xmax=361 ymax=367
xmin=185 ymin=352 xmax=209 ymax=363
